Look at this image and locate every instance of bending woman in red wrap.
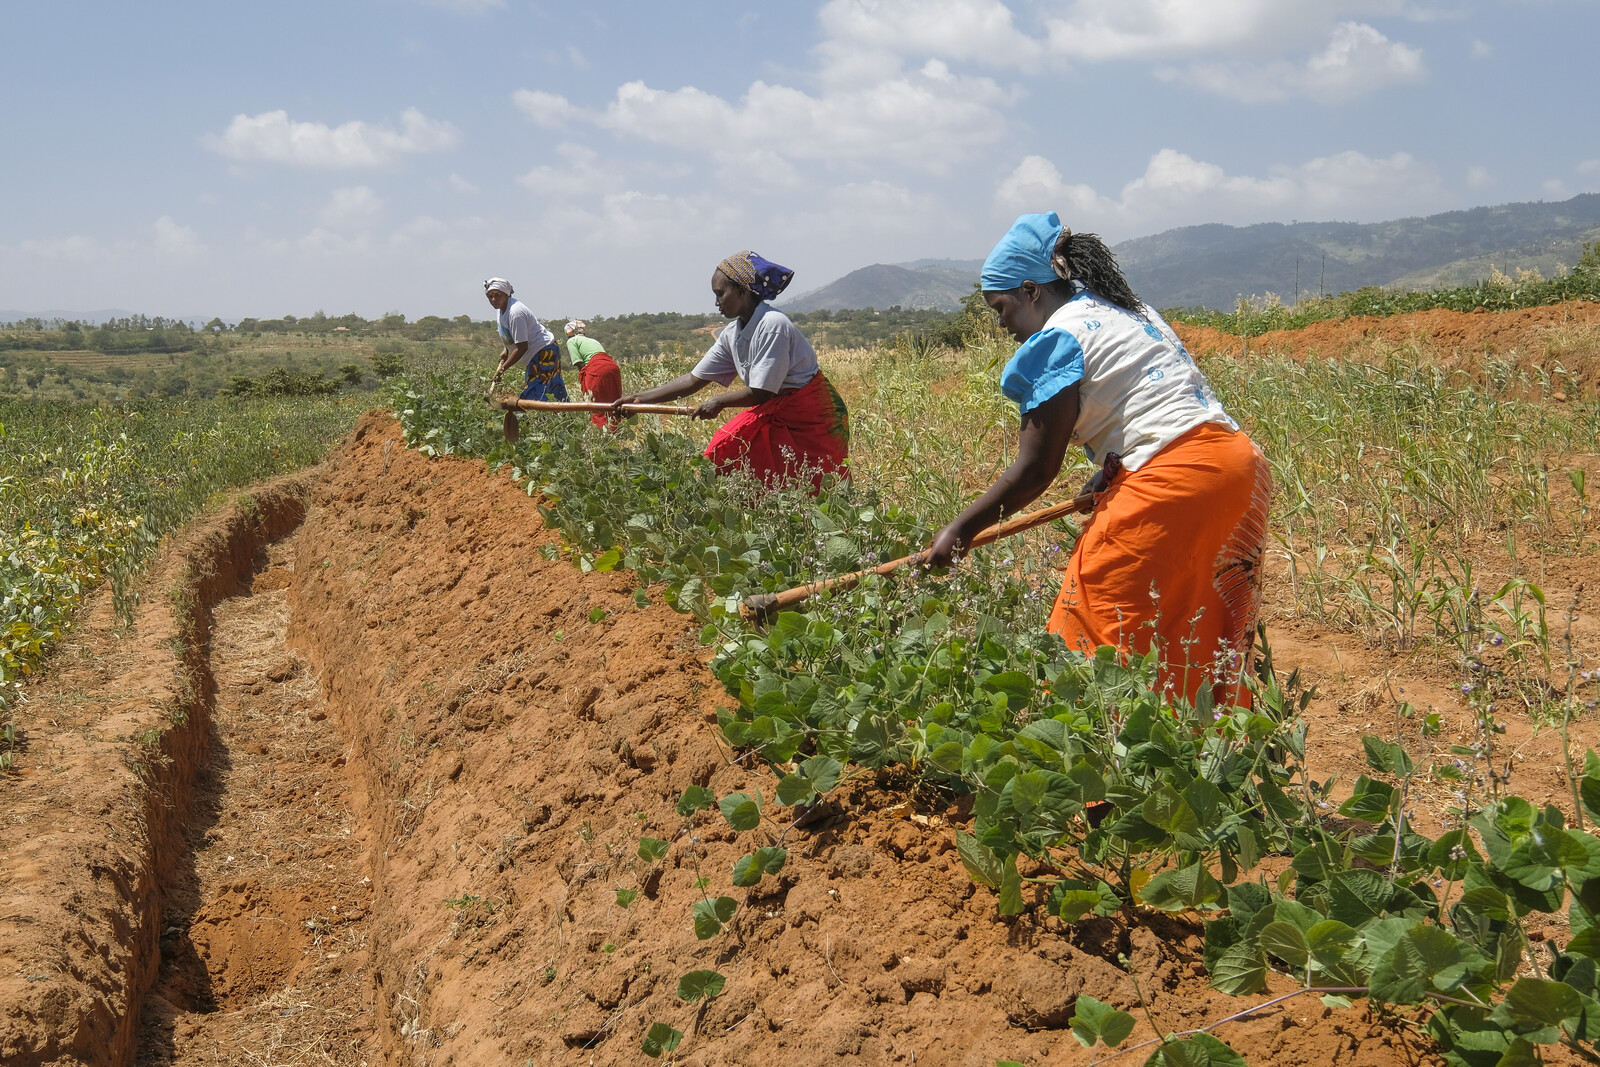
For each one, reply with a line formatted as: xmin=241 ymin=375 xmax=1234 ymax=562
xmin=613 ymin=251 xmax=849 ymax=489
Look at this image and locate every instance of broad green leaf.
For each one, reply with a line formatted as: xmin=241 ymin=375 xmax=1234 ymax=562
xmin=1259 ymin=921 xmax=1310 ymax=969
xmin=641 ymin=1022 xmax=683 ymax=1058
xmin=1362 ymin=735 xmax=1414 ymax=777
xmin=1069 ymin=994 xmax=1135 ymax=1048
xmin=1210 ymin=941 xmax=1268 ymax=995
xmin=593 ymin=548 xmax=621 ymax=573
xmin=1370 ymin=925 xmax=1486 ymax=1005
xmin=719 ymin=791 xmax=763 ymax=831
xmin=776 ymin=772 xmax=816 ymax=806
xmin=676 ymin=969 xmax=726 ymax=1002
xmin=676 ymin=785 xmax=715 ymax=817
xmin=999 ymin=855 xmax=1026 ymax=916
xmin=732 ymin=846 xmax=788 ymax=887
xmin=693 ymin=898 xmax=724 ymax=940
xmin=1143 ymin=1032 xmax=1249 ymax=1067
xmin=957 ymin=831 xmax=1004 ymax=890
xmin=1325 ymin=869 xmax=1393 ymax=927
xmin=638 ymin=836 xmax=670 ymax=862
xmin=799 ymin=755 xmax=842 ymax=792
xmin=1338 ymin=775 xmax=1397 ymax=822
xmin=615 ymin=888 xmax=638 ymax=908
xmin=1305 ymin=919 xmax=1359 ymax=970
xmin=1139 ymin=861 xmax=1225 ymax=912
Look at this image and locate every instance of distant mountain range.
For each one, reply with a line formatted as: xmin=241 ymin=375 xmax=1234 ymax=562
xmin=783 ymin=259 xmax=983 ymax=314
xmin=782 ymin=193 xmax=1600 ymax=313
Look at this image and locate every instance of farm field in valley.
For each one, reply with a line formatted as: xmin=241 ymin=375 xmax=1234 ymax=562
xmin=2 ymin=298 xmax=1599 ymax=1066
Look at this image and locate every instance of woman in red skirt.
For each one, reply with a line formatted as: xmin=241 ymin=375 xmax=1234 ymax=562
xmin=613 ymin=250 xmax=849 ymax=490
xmin=564 ymin=320 xmax=623 ymax=429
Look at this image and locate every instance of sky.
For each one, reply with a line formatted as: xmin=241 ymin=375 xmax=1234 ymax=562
xmin=2 ymin=0 xmax=1596 ymax=321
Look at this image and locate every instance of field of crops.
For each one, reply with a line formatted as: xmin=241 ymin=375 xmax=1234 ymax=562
xmin=4 ymin=296 xmax=1600 ymax=1064
xmin=385 ymin=314 xmax=1600 ymax=1064
xmin=0 ymin=395 xmax=360 ymax=765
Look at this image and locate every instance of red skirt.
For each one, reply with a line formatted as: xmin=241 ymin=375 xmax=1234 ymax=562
xmin=578 ymin=352 xmax=622 ymax=429
xmin=704 ymin=372 xmax=849 ymax=491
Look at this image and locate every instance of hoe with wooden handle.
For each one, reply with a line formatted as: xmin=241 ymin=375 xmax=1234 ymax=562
xmin=740 ymin=486 xmax=1104 ymax=622
xmin=491 ymin=397 xmax=699 ymax=417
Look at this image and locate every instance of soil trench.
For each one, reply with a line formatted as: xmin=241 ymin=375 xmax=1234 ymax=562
xmin=135 ymin=537 xmax=378 ymax=1065
xmin=11 ymin=410 xmax=1588 ymax=1067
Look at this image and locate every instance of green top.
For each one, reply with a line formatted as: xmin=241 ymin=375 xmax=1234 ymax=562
xmin=566 ymin=335 xmax=606 ymax=365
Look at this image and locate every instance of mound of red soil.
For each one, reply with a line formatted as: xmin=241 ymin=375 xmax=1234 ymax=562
xmin=1174 ymin=300 xmax=1600 ymax=397
xmin=281 ymin=414 xmax=1442 ymax=1066
xmin=12 ymin=397 xmax=1592 ymax=1064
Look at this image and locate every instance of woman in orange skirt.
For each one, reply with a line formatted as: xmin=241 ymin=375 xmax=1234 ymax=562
xmin=927 ymin=213 xmax=1270 ymax=708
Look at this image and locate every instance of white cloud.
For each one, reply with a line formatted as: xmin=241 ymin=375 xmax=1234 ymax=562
xmin=1543 ymin=178 xmax=1572 ymax=199
xmin=1157 ymin=22 xmax=1424 ymax=102
xmin=815 ymin=0 xmax=1044 ymax=75
xmin=518 ymin=143 xmax=623 ymax=197
xmin=152 ymin=216 xmax=205 ymax=259
xmin=1470 ymin=38 xmax=1492 ymax=59
xmin=449 ymin=173 xmax=478 ymax=193
xmin=1577 ymin=159 xmax=1600 ymax=177
xmin=1466 ymin=165 xmax=1493 ymax=189
xmin=319 ymin=186 xmax=383 ymax=228
xmin=590 ymin=71 xmax=1009 ymax=168
xmin=511 ymin=90 xmax=584 ymax=129
xmin=997 ymin=147 xmax=1439 ymax=228
xmin=1044 ymin=1 xmax=1415 ymax=59
xmin=208 ymin=108 xmax=458 ymax=169
xmin=567 ymin=44 xmax=590 ymax=71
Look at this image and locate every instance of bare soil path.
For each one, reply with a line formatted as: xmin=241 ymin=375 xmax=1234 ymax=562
xmin=135 ymin=539 xmax=378 ymax=1066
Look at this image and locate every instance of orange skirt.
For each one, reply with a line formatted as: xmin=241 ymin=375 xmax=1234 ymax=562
xmin=1048 ymin=422 xmax=1271 ymax=708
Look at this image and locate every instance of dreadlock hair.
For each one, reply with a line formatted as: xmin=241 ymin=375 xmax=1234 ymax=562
xmin=1042 ymin=230 xmax=1142 ymax=314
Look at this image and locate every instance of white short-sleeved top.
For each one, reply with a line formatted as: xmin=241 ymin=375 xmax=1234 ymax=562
xmin=1000 ymin=289 xmax=1237 ymax=471
xmin=691 ymin=303 xmax=818 ymax=394
xmin=497 ymin=299 xmax=556 ymax=366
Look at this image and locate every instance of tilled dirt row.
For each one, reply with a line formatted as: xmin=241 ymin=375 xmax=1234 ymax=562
xmin=12 ymin=408 xmax=1583 ymax=1066
xmin=135 ymin=540 xmax=377 ymax=1065
xmin=279 ymin=414 xmax=1443 ymax=1067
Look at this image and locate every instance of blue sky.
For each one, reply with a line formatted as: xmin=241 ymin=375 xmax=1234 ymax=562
xmin=2 ymin=0 xmax=1596 ymax=321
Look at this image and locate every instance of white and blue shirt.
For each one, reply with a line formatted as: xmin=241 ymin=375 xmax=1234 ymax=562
xmin=1001 ymin=289 xmax=1236 ymax=471
xmin=497 ymin=298 xmax=556 ymax=367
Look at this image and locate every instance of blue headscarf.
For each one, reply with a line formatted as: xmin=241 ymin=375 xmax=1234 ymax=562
xmin=981 ymin=212 xmax=1066 ymax=291
xmin=718 ymin=250 xmax=794 ymax=301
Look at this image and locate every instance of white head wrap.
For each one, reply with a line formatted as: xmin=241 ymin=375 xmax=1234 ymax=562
xmin=484 ymin=278 xmax=514 ymax=296
xmin=564 ymin=319 xmax=586 ymax=336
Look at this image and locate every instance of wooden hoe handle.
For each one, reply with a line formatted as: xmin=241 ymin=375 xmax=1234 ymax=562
xmin=492 ymin=397 xmax=697 ymax=417
xmin=740 ymin=488 xmax=1100 ymax=622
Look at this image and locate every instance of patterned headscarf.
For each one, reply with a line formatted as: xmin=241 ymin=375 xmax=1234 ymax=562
xmin=564 ymin=320 xmax=586 ymax=336
xmin=484 ymin=278 xmax=514 ymax=296
xmin=981 ymin=213 xmax=1066 ymax=291
xmin=716 ymin=251 xmax=794 ymax=301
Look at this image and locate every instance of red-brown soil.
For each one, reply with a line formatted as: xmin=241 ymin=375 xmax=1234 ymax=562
xmin=3 ymin=302 xmax=1599 ymax=1066
xmin=1173 ymin=301 xmax=1600 ymax=398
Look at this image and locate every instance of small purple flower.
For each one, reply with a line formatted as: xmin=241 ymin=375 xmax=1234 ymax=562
xmin=1491 ymin=634 xmax=1504 ymax=646
xmin=1461 ymin=683 xmax=1473 ymax=693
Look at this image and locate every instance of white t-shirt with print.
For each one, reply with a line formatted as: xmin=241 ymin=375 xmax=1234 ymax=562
xmin=1000 ymin=290 xmax=1236 ymax=472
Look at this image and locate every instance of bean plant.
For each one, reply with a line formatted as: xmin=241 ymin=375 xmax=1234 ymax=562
xmin=393 ymin=360 xmax=1600 ymax=1065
